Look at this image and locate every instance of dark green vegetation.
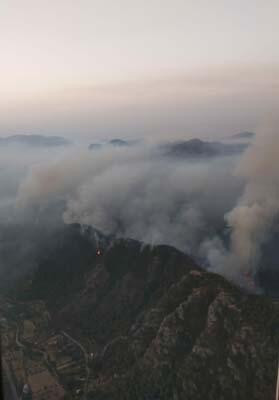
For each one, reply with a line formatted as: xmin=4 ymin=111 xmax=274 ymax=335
xmin=12 ymin=225 xmax=279 ymax=399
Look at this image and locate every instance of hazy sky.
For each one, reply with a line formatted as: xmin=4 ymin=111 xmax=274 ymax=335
xmin=0 ymin=0 xmax=278 ymax=140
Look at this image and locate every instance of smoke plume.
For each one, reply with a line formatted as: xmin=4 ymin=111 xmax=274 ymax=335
xmin=16 ymin=143 xmax=242 ymax=262
xmin=223 ymin=124 xmax=279 ymax=280
xmin=14 ymin=126 xmax=279 ymax=290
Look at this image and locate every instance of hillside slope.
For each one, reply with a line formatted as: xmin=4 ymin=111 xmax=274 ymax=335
xmin=18 ymin=225 xmax=279 ymax=400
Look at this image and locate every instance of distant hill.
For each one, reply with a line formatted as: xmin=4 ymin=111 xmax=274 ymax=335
xmin=88 ymin=137 xmax=251 ymax=158
xmin=0 ymin=134 xmax=71 ymax=147
xmin=109 ymin=139 xmax=131 ymax=147
xmin=89 ymin=138 xmax=137 ymax=150
xmin=230 ymin=131 xmax=255 ymax=141
xmin=162 ymin=138 xmax=248 ymax=159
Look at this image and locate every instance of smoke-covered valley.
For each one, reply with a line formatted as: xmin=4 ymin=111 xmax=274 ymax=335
xmin=0 ymin=129 xmax=278 ymax=295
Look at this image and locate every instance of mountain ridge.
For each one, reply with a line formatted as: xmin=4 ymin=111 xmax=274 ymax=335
xmin=162 ymin=138 xmax=249 ymax=158
xmin=13 ymin=224 xmax=279 ymax=400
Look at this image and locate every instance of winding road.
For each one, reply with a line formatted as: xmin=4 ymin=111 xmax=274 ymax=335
xmin=15 ymin=324 xmax=25 ymax=350
xmin=61 ymin=330 xmax=90 ymax=400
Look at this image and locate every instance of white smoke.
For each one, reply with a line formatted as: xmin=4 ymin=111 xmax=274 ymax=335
xmin=230 ymin=125 xmax=279 ymax=267
xmin=205 ymin=123 xmax=279 ymax=283
xmin=16 ymin=144 xmax=242 ymax=258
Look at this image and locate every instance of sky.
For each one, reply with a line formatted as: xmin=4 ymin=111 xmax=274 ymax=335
xmin=0 ymin=0 xmax=278 ymax=140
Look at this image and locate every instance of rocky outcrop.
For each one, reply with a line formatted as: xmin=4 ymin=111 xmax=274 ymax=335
xmin=88 ymin=267 xmax=278 ymax=400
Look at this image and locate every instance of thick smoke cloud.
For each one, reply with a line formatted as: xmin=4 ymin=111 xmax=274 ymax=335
xmin=11 ymin=125 xmax=279 ymax=290
xmin=16 ymin=144 xmax=243 ymax=267
xmin=0 ymin=145 xmax=69 ymax=222
xmin=0 ymin=143 xmax=72 ymax=285
xmin=197 ymin=122 xmax=279 ymax=291
xmin=215 ymin=124 xmax=279 ymax=281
